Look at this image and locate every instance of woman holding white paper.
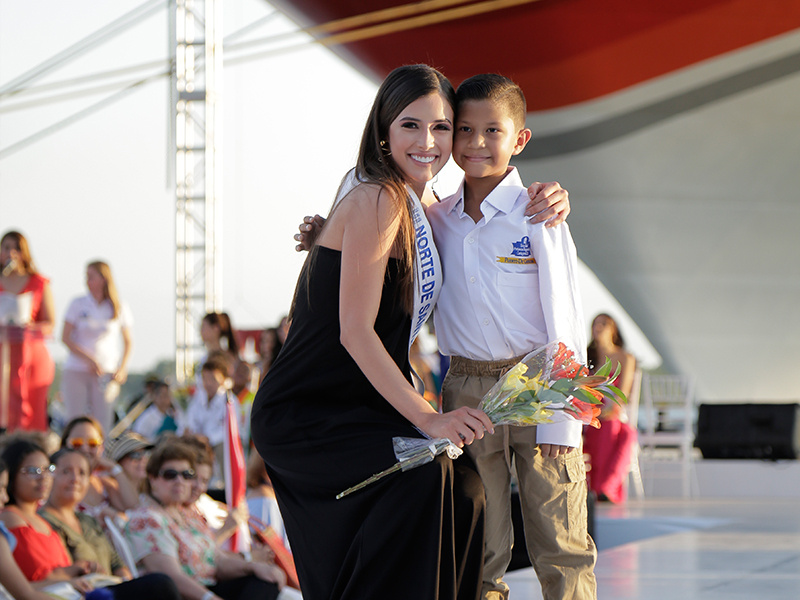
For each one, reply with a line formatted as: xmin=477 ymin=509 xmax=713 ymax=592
xmin=0 ymin=230 xmax=55 ymax=432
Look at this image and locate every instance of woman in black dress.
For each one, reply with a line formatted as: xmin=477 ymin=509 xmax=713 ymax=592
xmin=251 ymin=65 xmax=495 ymax=600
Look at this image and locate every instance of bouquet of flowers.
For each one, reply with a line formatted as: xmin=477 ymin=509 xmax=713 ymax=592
xmin=336 ymin=341 xmax=626 ymax=499
xmin=479 ymin=340 xmax=625 ymax=428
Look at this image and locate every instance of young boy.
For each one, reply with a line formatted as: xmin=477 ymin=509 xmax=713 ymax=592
xmin=180 ymin=354 xmax=231 ymax=488
xmin=426 ymin=74 xmax=596 ymax=600
xmin=132 ymin=379 xmax=183 ymax=440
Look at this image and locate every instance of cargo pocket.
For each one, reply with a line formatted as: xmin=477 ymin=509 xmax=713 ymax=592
xmin=563 ymin=452 xmax=589 ymax=543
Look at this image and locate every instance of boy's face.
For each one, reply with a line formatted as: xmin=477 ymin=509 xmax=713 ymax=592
xmin=154 ymin=386 xmax=173 ymax=412
xmin=453 ymin=99 xmax=530 ymax=180
xmin=202 ymin=369 xmax=226 ymax=399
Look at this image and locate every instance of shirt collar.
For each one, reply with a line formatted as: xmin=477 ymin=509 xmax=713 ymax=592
xmin=445 ymin=167 xmax=524 ymax=219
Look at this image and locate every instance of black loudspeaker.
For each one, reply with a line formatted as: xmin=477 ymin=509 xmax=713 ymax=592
xmin=694 ymin=403 xmax=800 ymax=459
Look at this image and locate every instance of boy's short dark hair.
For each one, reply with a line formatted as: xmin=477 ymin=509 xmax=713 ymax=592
xmin=456 ymin=73 xmax=527 ymax=130
xmin=202 ymin=352 xmax=230 ymax=377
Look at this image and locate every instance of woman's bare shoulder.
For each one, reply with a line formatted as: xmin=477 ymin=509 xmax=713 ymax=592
xmin=0 ymin=508 xmax=26 ymax=528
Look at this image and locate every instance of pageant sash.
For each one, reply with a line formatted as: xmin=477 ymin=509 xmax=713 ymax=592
xmin=334 ymin=171 xmax=442 ymax=350
xmin=407 ymin=186 xmax=441 ymax=350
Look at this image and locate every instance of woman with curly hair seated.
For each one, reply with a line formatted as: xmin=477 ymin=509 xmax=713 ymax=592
xmin=124 ymin=440 xmax=285 ymax=600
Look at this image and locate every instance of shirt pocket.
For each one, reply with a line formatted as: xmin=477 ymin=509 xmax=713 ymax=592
xmin=496 ymin=271 xmax=547 ymax=336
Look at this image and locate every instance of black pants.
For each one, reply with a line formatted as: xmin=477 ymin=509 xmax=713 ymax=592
xmin=107 ymin=573 xmax=180 ymax=600
xmin=210 ymin=574 xmax=280 ymax=600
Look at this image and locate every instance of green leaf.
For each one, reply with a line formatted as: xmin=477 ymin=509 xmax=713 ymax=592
xmin=572 ymin=387 xmax=603 ymax=405
xmin=603 ymin=384 xmax=627 ymax=403
xmin=537 ymin=388 xmax=567 ymax=405
xmin=595 ymin=359 xmax=612 ymax=378
xmin=550 ymin=379 xmax=573 ymax=393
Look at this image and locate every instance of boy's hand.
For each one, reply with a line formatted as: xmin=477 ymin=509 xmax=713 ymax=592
xmin=538 ymin=443 xmax=573 ymax=458
xmin=525 ymin=181 xmax=570 ymax=227
xmin=294 ymin=214 xmax=326 ymax=252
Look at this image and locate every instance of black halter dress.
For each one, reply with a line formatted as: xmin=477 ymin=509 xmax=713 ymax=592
xmin=251 ymin=246 xmax=484 ymax=600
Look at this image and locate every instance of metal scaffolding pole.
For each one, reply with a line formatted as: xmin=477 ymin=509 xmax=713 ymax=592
xmin=170 ymin=0 xmax=223 ymax=383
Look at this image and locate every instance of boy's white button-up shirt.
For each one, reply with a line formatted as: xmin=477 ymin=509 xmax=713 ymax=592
xmin=427 ymin=167 xmax=586 ymax=447
xmin=181 ymin=389 xmax=227 ymax=447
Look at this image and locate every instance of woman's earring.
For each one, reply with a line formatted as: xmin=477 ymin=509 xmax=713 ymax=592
xmin=380 ymin=140 xmax=391 ymax=156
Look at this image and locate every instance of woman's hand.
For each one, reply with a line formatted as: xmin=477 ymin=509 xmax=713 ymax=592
xmin=89 ymin=358 xmax=103 ymax=377
xmin=294 ymin=214 xmax=325 ymax=252
xmin=113 ymin=367 xmax=128 ymax=384
xmin=96 ymin=455 xmax=118 ymax=472
xmin=249 ymin=541 xmax=275 ymax=564
xmin=418 ymin=407 xmax=495 ymax=448
xmin=70 ymin=577 xmax=95 ymax=594
xmin=250 ymin=561 xmax=287 ymax=590
xmin=73 ymin=560 xmax=100 ymax=575
xmin=525 ymin=181 xmax=571 ymax=227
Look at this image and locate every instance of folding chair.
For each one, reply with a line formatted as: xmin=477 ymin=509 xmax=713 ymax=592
xmin=639 ymin=373 xmax=697 ymax=497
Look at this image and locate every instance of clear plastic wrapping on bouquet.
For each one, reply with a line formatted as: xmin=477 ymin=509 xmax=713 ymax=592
xmin=336 ymin=436 xmax=461 ymax=500
xmin=336 ymin=341 xmax=625 ymax=500
xmin=393 ymin=436 xmax=462 ymax=469
xmin=479 ymin=340 xmax=625 ymax=428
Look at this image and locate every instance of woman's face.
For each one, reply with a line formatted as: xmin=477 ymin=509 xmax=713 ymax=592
xmin=387 ymin=92 xmax=454 ymax=197
xmin=0 ymin=237 xmax=20 ymax=269
xmin=200 ymin=318 xmax=220 ymax=345
xmin=592 ymin=315 xmax=615 ymax=341
xmin=188 ymin=463 xmax=213 ymax=505
xmin=50 ymin=453 xmax=90 ymax=507
xmin=13 ymin=451 xmax=54 ymax=504
xmin=65 ymin=422 xmax=104 ymax=468
xmin=149 ymin=459 xmax=194 ymax=506
xmin=120 ymin=450 xmax=149 ymax=482
xmin=86 ymin=266 xmax=106 ymax=300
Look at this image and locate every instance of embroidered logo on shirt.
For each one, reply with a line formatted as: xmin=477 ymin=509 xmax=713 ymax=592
xmin=496 ymin=236 xmax=536 ymax=264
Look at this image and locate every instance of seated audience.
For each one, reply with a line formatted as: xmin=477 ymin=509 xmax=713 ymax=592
xmin=132 ymin=381 xmax=182 ymax=441
xmin=40 ymin=447 xmax=180 ymax=599
xmin=245 ymin=451 xmax=287 ymax=547
xmin=0 ymin=439 xmax=177 ymax=600
xmin=124 ymin=441 xmax=284 ymax=600
xmin=231 ymin=360 xmax=255 ymax=451
xmin=179 ymin=434 xmax=247 ymax=546
xmin=0 ymin=455 xmax=55 ymax=600
xmin=104 ymin=432 xmax=153 ymax=494
xmin=180 ymin=356 xmax=231 ymax=489
xmin=60 ymin=416 xmax=140 ymax=519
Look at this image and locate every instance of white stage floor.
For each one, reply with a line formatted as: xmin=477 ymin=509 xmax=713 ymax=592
xmin=506 ymin=497 xmax=800 ymax=599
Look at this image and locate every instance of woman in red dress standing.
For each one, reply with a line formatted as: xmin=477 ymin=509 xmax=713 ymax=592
xmin=0 ymin=231 xmax=55 ymax=431
xmin=583 ymin=313 xmax=637 ymax=503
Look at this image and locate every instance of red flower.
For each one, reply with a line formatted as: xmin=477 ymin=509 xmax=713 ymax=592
xmin=570 ymin=397 xmax=601 ymax=428
xmin=551 ymin=342 xmax=589 ymax=379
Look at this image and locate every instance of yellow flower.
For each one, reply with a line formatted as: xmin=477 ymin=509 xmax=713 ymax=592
xmin=499 ymin=363 xmax=530 ymax=394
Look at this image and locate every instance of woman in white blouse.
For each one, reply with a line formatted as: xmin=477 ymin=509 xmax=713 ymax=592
xmin=61 ymin=261 xmax=133 ymax=432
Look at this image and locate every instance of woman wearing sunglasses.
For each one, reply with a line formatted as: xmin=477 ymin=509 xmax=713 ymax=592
xmin=125 ymin=441 xmax=284 ymax=600
xmin=61 ymin=416 xmax=140 ymax=519
xmin=40 ymin=448 xmax=180 ymax=600
xmin=105 ymin=432 xmax=154 ymax=495
xmin=0 ymin=440 xmax=179 ymax=600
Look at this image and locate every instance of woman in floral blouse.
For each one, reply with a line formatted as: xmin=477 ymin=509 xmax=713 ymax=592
xmin=124 ymin=441 xmax=284 ymax=600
